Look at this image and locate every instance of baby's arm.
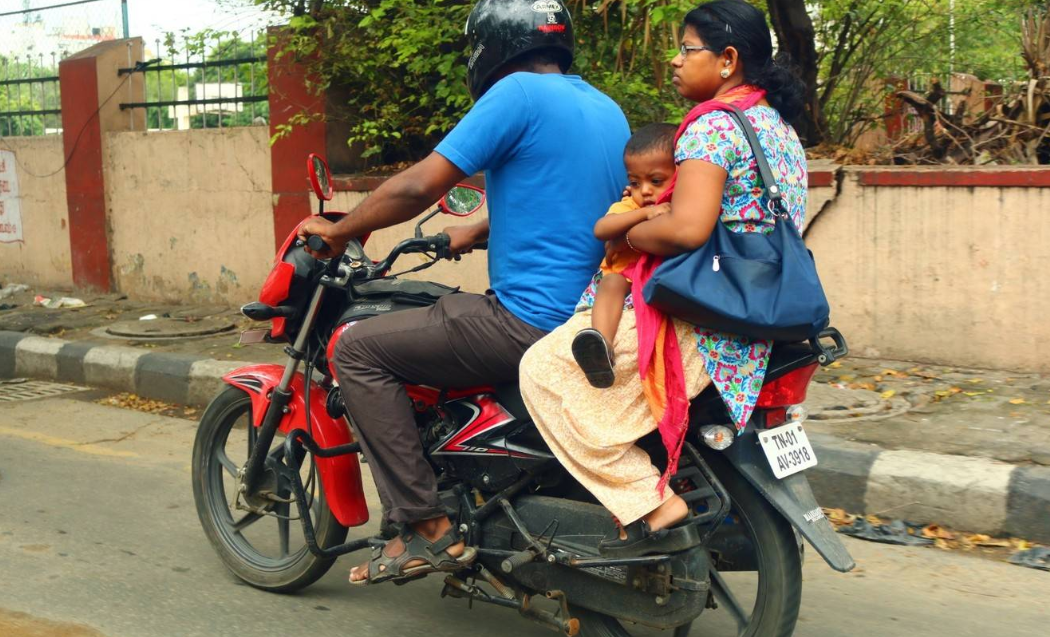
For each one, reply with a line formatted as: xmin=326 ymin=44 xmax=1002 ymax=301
xmin=593 ymin=204 xmax=671 ymax=241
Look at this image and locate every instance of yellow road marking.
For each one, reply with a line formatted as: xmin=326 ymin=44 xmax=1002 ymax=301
xmin=0 ymin=426 xmax=138 ymax=458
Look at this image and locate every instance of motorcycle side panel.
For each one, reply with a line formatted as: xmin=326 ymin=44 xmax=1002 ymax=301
xmin=717 ymin=432 xmax=856 ymax=572
xmin=224 ymin=365 xmax=370 ymax=528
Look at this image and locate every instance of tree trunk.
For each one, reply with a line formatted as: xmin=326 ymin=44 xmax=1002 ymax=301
xmin=765 ymin=0 xmax=824 ymax=146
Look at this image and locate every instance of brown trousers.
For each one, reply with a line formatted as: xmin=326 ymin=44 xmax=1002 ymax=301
xmin=332 ymin=292 xmax=545 ymax=524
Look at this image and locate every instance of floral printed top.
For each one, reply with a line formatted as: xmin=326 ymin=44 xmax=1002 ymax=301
xmin=577 ymin=105 xmax=808 ymax=429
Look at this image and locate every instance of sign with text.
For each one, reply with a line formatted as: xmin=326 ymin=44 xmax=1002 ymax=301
xmin=0 ymin=150 xmax=23 ymax=243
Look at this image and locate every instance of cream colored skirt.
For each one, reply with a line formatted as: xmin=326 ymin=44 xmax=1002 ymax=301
xmin=519 ymin=309 xmax=712 ymax=524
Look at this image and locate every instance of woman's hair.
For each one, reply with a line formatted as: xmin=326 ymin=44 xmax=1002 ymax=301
xmin=684 ymin=0 xmax=806 ymax=121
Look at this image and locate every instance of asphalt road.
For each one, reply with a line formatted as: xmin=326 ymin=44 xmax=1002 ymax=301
xmin=0 ymin=389 xmax=1046 ymax=637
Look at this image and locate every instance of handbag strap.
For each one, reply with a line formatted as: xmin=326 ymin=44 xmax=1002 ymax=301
xmin=723 ymin=104 xmax=787 ymax=217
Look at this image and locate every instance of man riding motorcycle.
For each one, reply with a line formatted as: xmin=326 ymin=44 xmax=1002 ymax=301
xmin=297 ymin=0 xmax=631 ymax=586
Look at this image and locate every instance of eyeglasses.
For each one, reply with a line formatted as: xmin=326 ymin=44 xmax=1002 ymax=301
xmin=679 ymin=44 xmax=718 ymax=57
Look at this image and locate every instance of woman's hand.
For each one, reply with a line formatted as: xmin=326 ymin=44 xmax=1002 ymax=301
xmin=646 ymin=203 xmax=671 ymax=220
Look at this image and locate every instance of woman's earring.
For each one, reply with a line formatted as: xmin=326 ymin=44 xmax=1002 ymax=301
xmin=720 ymin=68 xmax=731 ymax=79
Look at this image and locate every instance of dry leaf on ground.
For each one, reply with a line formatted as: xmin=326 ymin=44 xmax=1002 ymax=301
xmin=922 ymin=524 xmax=956 ymax=540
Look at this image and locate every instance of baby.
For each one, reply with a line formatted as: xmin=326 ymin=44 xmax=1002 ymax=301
xmin=573 ymin=123 xmax=677 ymax=388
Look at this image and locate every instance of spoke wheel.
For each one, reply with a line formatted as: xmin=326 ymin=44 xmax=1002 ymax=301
xmin=192 ymin=385 xmax=349 ymax=592
xmin=575 ymin=457 xmax=802 ymax=637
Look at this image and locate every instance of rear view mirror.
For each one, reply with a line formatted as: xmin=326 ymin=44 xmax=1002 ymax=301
xmin=438 ymin=184 xmax=485 ymax=217
xmin=307 ymin=153 xmax=333 ymax=202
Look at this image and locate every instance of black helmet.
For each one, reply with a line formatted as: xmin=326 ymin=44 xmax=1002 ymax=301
xmin=465 ymin=0 xmax=574 ymax=100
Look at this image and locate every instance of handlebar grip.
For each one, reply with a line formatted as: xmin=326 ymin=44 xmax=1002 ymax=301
xmin=306 ymin=235 xmax=331 ymax=253
xmin=474 ymin=242 xmax=488 ymax=250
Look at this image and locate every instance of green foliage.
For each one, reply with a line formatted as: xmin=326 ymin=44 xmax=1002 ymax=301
xmin=0 ymin=56 xmax=60 ymax=137
xmin=261 ymin=0 xmax=698 ymax=165
xmin=145 ymin=29 xmax=269 ymax=130
xmin=813 ymin=0 xmax=1040 ymax=145
xmin=258 ymin=0 xmax=1039 ymax=158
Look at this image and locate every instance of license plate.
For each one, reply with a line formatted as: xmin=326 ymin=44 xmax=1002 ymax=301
xmin=238 ymin=329 xmax=269 ymax=345
xmin=758 ymin=423 xmax=818 ymax=479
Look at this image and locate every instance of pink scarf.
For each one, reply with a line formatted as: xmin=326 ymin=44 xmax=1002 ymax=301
xmin=622 ymin=85 xmax=767 ymax=493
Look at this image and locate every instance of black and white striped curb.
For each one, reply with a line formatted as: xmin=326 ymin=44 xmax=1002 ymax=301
xmin=0 ymin=331 xmax=246 ymax=408
xmin=2 ymin=330 xmax=1048 ymax=544
xmin=807 ymin=433 xmax=1050 ymax=545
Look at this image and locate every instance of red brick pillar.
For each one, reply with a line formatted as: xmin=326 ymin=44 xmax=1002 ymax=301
xmin=267 ymin=29 xmax=328 ymax=249
xmin=58 ymin=38 xmax=144 ymax=292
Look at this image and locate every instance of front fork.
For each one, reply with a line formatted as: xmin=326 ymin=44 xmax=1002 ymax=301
xmin=240 ymin=283 xmax=327 ymax=497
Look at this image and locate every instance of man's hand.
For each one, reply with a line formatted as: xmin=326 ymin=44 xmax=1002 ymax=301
xmin=442 ymin=222 xmax=487 ymax=256
xmin=298 ymin=217 xmax=348 ymax=259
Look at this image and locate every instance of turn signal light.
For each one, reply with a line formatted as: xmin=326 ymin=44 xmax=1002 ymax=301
xmin=700 ymin=425 xmax=735 ymax=450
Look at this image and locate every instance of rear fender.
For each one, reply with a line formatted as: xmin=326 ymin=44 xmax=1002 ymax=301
xmin=224 ymin=365 xmax=369 ymax=528
xmin=716 ymin=428 xmax=856 ymax=572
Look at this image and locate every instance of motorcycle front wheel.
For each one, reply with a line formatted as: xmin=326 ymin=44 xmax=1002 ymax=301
xmin=575 ymin=459 xmax=802 ymax=637
xmin=192 ymin=385 xmax=349 ymax=593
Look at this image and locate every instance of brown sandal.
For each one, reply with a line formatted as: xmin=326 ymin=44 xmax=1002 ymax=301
xmin=350 ymin=526 xmax=476 ymax=586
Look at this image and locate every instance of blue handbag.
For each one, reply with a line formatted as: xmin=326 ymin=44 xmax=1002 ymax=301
xmin=641 ymin=105 xmax=830 ymax=342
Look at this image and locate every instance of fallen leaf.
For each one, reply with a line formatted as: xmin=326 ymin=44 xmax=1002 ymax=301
xmin=963 ymin=391 xmax=983 ymax=397
xmin=967 ymin=378 xmax=983 ymax=384
xmin=934 ymin=538 xmax=952 ymax=550
xmin=922 ymin=524 xmax=956 ymax=540
xmin=881 ymin=389 xmax=896 ymax=399
xmin=1009 ymin=398 xmax=1026 ymax=405
xmin=873 ymin=375 xmax=883 ymax=382
xmin=829 ymin=361 xmax=842 ymax=369
xmin=839 ymin=374 xmax=856 ymax=382
xmin=966 ymin=534 xmax=1011 ymax=547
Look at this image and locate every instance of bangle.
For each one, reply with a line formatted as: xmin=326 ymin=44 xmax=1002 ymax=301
xmin=625 ymin=230 xmax=638 ymax=252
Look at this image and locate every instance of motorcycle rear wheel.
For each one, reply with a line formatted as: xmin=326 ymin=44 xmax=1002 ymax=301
xmin=192 ymin=385 xmax=349 ymax=593
xmin=575 ymin=460 xmax=802 ymax=637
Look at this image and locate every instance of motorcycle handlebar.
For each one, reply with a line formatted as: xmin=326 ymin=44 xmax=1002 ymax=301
xmin=374 ymin=234 xmax=452 ymax=273
xmin=306 ymin=235 xmax=331 ymax=254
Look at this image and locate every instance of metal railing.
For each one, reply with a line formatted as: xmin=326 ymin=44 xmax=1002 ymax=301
xmin=0 ymin=55 xmax=62 ymax=137
xmin=118 ymin=32 xmax=268 ymax=132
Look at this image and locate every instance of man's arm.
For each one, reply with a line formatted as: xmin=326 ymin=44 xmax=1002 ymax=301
xmin=299 ymin=152 xmax=467 ymax=258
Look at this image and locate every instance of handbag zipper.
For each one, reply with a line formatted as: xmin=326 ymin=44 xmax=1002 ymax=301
xmin=712 ymin=255 xmax=720 ymax=272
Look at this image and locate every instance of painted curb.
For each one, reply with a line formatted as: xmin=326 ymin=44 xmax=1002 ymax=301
xmin=0 ymin=330 xmax=246 ymax=409
xmin=1 ymin=329 xmax=1048 ymax=543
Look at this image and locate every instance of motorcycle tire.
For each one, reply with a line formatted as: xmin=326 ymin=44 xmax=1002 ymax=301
xmin=574 ymin=459 xmax=802 ymax=637
xmin=192 ymin=385 xmax=349 ymax=593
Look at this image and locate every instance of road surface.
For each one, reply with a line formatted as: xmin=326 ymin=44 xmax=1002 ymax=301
xmin=0 ymin=387 xmax=1045 ymax=637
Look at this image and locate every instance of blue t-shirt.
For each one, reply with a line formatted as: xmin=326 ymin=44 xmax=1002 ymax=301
xmin=435 ymin=73 xmax=629 ymax=332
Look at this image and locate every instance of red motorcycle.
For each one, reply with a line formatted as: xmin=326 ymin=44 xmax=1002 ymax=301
xmin=192 ymin=154 xmax=854 ymax=637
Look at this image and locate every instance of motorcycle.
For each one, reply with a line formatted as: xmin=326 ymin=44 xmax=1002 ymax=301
xmin=192 ymin=154 xmax=855 ymax=637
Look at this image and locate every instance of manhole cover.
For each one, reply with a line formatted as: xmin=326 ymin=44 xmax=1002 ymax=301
xmin=0 ymin=379 xmax=89 ymax=402
xmin=105 ymin=317 xmax=235 ymax=339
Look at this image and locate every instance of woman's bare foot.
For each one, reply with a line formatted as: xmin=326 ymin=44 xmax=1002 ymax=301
xmin=348 ymin=516 xmax=465 ymax=584
xmin=643 ymin=494 xmax=689 ymax=532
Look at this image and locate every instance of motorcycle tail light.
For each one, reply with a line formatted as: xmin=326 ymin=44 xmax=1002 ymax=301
xmin=756 ymin=362 xmax=819 ymax=408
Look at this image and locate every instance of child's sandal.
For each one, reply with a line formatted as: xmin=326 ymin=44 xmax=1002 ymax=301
xmin=572 ymin=328 xmax=615 ymax=388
